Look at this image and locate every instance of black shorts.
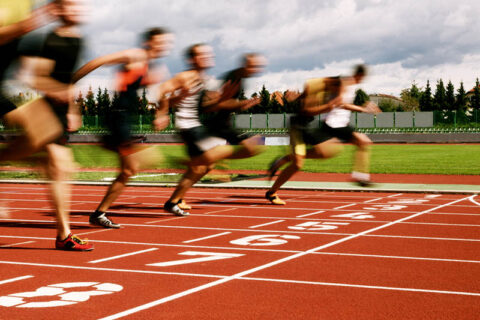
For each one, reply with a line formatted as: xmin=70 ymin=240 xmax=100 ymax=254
xmin=320 ymin=122 xmax=355 ymax=142
xmin=104 ymin=110 xmax=133 ymax=150
xmin=209 ymin=125 xmax=249 ymax=145
xmin=179 ymin=126 xmax=226 ymax=158
xmin=290 ymin=125 xmax=331 ymax=156
xmin=0 ymin=41 xmax=19 ymax=117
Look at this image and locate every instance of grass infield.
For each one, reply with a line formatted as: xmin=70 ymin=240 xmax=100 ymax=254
xmin=0 ymin=144 xmax=479 ymax=176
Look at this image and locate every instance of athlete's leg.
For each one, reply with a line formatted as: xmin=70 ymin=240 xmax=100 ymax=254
xmin=305 ymin=138 xmax=343 ymax=159
xmin=266 ymin=153 xmax=304 ymax=205
xmin=45 ymin=143 xmax=75 ymax=239
xmin=350 ymin=132 xmax=373 ymax=184
xmin=45 ymin=143 xmax=93 ymax=250
xmin=186 ymin=144 xmax=235 ymax=166
xmin=164 ymin=164 xmax=211 ymax=216
xmin=227 ymin=135 xmax=265 ymax=159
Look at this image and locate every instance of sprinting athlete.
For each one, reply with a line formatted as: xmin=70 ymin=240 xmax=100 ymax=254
xmin=265 ymin=77 xmax=344 ymax=205
xmin=158 ymin=43 xmax=240 ymax=216
xmin=1 ymin=0 xmax=93 ymax=250
xmin=320 ymin=64 xmax=380 ymax=186
xmin=73 ymin=28 xmax=174 ymax=228
xmin=176 ymin=53 xmax=265 ymax=210
xmin=266 ymin=65 xmax=380 ymax=205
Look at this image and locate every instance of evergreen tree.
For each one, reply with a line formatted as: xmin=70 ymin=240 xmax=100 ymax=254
xmin=433 ymin=79 xmax=446 ymax=111
xmin=139 ymin=88 xmax=148 ymax=114
xmin=111 ymin=91 xmax=119 ymax=109
xmin=354 ymin=89 xmax=369 ymax=106
xmin=75 ymin=91 xmax=86 ymax=115
xmin=410 ymin=82 xmax=421 ymax=100
xmin=445 ymin=81 xmax=455 ymax=110
xmin=455 ymin=82 xmax=467 ymax=111
xmin=238 ymin=89 xmax=247 ymax=101
xmin=95 ymin=87 xmax=105 ymax=115
xmin=254 ymin=85 xmax=270 ymax=113
xmin=85 ymin=86 xmax=96 ymax=115
xmin=419 ymin=80 xmax=433 ymax=111
xmin=471 ymin=78 xmax=480 ymax=110
xmin=102 ymin=88 xmax=111 ymax=114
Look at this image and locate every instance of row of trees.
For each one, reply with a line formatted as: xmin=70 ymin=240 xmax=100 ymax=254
xmin=75 ymin=87 xmax=151 ymax=116
xmin=65 ymin=78 xmax=480 ymax=116
xmin=372 ymin=79 xmax=480 ymax=113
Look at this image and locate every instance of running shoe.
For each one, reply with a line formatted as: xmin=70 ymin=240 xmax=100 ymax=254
xmin=266 ymin=191 xmax=286 ymax=205
xmin=55 ymin=234 xmax=94 ymax=251
xmin=89 ymin=213 xmax=121 ymax=229
xmin=164 ymin=201 xmax=190 ymax=216
xmin=353 ymin=179 xmax=374 ymax=187
xmin=177 ymin=199 xmax=192 ymax=210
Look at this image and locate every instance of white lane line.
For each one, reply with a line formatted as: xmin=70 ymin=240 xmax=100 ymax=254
xmin=249 ymin=220 xmax=285 ymax=229
xmin=0 ymin=241 xmax=35 ymax=248
xmin=88 ymin=248 xmax=159 ymax=264
xmin=183 ymin=232 xmax=231 ymax=244
xmin=313 ymin=252 xmax=480 ymax=264
xmin=203 ymin=208 xmax=237 ymax=215
xmin=468 ymin=195 xmax=480 ymax=207
xmin=387 ymin=193 xmax=403 ymax=198
xmin=2 ymin=223 xmax=480 ymax=242
xmin=99 ymin=195 xmax=472 ymax=320
xmin=333 ymin=203 xmax=356 ymax=210
xmin=0 ymin=275 xmax=34 ymax=285
xmin=77 ymin=229 xmax=115 ymax=236
xmin=146 ymin=217 xmax=185 ymax=224
xmin=240 ymin=276 xmax=480 ymax=297
xmin=297 ymin=211 xmax=325 ymax=218
xmin=0 ymin=260 xmax=223 ymax=279
xmin=363 ymin=197 xmax=385 ymax=203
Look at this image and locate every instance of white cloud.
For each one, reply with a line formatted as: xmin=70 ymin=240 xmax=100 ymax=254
xmin=72 ymin=0 xmax=480 ymax=98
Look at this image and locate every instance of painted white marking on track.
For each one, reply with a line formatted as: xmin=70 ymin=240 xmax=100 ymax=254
xmin=333 ymin=203 xmax=356 ymax=210
xmin=0 ymin=275 xmax=34 ymax=285
xmin=240 ymin=276 xmax=480 ymax=297
xmin=0 ymin=241 xmax=35 ymax=248
xmin=183 ymin=232 xmax=231 ymax=244
xmin=297 ymin=211 xmax=325 ymax=218
xmin=89 ymin=248 xmax=159 ymax=264
xmin=98 ymin=195 xmax=472 ymax=320
xmin=468 ymin=195 xmax=480 ymax=207
xmin=249 ymin=220 xmax=285 ymax=229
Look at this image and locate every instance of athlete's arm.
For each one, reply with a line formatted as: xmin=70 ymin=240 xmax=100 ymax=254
xmin=24 ymin=56 xmax=72 ymax=104
xmin=0 ymin=4 xmax=54 ymax=45
xmin=72 ymin=48 xmax=144 ymax=83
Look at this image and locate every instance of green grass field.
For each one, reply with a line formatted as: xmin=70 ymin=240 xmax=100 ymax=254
xmin=1 ymin=144 xmax=479 ymax=176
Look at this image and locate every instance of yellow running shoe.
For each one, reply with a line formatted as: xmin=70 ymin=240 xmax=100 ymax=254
xmin=178 ymin=199 xmax=192 ymax=210
xmin=266 ymin=191 xmax=286 ymax=205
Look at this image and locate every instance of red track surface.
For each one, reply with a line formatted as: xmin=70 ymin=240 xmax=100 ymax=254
xmin=0 ymin=184 xmax=479 ymax=319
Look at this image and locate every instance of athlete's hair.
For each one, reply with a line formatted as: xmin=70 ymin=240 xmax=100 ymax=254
xmin=353 ymin=64 xmax=367 ymax=77
xmin=185 ymin=43 xmax=206 ymax=60
xmin=142 ymin=27 xmax=170 ymax=42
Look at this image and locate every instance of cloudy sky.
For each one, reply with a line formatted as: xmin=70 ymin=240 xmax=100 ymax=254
xmin=71 ymin=0 xmax=480 ymax=97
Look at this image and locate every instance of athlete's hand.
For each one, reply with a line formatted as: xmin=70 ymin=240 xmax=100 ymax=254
xmin=364 ymin=101 xmax=381 ymax=114
xmin=153 ymin=114 xmax=170 ymax=131
xmin=240 ymin=97 xmax=261 ymax=111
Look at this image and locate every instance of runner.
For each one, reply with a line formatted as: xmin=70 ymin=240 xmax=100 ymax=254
xmin=73 ymin=27 xmax=174 ymax=228
xmin=158 ymin=43 xmax=239 ymax=216
xmin=0 ymin=0 xmax=93 ymax=250
xmin=266 ymin=65 xmax=380 ymax=205
xmin=177 ymin=53 xmax=266 ymax=210
xmin=265 ymin=77 xmax=344 ymax=205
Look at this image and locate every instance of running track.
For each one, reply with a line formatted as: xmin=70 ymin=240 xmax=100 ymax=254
xmin=0 ymin=183 xmax=479 ymax=319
